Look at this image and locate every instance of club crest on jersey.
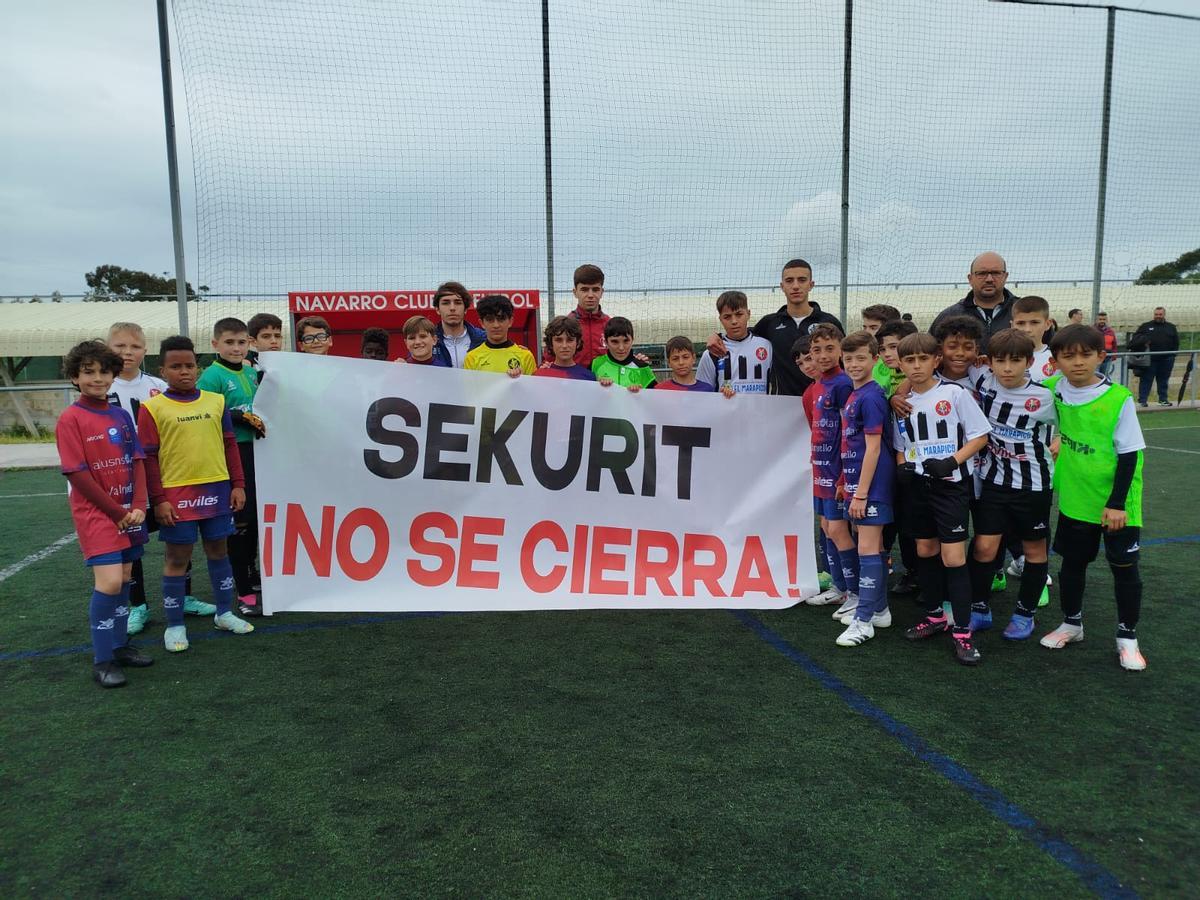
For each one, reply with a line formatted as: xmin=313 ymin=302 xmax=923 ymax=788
xmin=149 ymin=389 xmax=161 ymax=397
xmin=1025 ymin=398 xmax=1041 ymax=412
xmin=1042 ymin=361 xmax=1056 ymax=376
xmin=755 ymin=346 xmax=768 ymax=360
xmin=934 ymin=400 xmax=951 ymax=416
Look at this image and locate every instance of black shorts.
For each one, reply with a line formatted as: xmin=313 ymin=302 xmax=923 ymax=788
xmin=973 ymin=483 xmax=1052 ymax=543
xmin=1052 ymin=513 xmax=1140 ymax=565
xmin=901 ymin=475 xmax=971 ymax=544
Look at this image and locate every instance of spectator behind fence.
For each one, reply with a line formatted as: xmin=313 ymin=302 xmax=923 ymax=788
xmin=1095 ymin=311 xmax=1117 ymax=378
xmin=1129 ymin=307 xmax=1179 ymax=407
xmin=929 ymin=251 xmax=1017 ymax=353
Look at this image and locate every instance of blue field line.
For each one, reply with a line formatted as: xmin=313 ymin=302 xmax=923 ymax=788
xmin=0 ymin=611 xmax=447 ymax=663
xmin=1140 ymin=534 xmax=1200 ymax=547
xmin=731 ymin=610 xmax=1137 ymax=900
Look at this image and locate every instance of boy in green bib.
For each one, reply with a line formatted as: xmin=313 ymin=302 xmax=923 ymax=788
xmin=1043 ymin=324 xmax=1147 ymax=670
xmin=197 ymin=317 xmax=266 ymax=616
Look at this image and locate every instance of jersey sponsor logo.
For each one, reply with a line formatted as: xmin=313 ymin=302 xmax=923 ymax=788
xmin=176 ymin=495 xmax=220 ymax=510
xmin=1059 ymin=432 xmax=1095 ymax=455
xmin=993 ymin=424 xmax=1033 ymax=442
xmin=917 ymin=442 xmax=957 ymax=458
xmin=176 ymin=412 xmax=214 ymax=423
xmin=755 ymin=346 xmax=768 ymax=360
xmin=814 ymin=475 xmax=835 ymax=488
xmin=1025 ymin=398 xmax=1042 ymax=411
xmin=935 ymin=400 xmax=951 ymax=416
xmin=86 ymin=433 xmax=104 ymax=442
xmin=989 ymin=444 xmax=1028 ymax=461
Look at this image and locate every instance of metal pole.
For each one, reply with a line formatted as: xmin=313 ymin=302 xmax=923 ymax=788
xmin=156 ymin=0 xmax=190 ymax=337
xmin=541 ymin=0 xmax=556 ymax=319
xmin=838 ymin=0 xmax=853 ymax=325
xmin=1092 ymin=6 xmax=1115 ymax=321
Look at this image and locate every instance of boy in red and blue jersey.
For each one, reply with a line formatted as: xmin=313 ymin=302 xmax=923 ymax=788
xmin=138 ymin=335 xmax=254 ymax=653
xmin=834 ymin=331 xmax=895 ymax=646
xmin=805 ymin=323 xmax=856 ymax=611
xmin=534 ymin=315 xmax=598 ymax=381
xmin=56 ymin=341 xmax=155 ymax=688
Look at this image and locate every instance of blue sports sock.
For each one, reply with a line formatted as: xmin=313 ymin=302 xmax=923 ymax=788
xmin=162 ymin=574 xmax=188 ymax=626
xmin=855 ymin=553 xmax=886 ymax=622
xmin=89 ymin=589 xmax=120 ymax=664
xmin=207 ymin=556 xmax=236 ymax=615
xmin=824 ymin=540 xmax=846 ymax=592
xmin=112 ymin=581 xmax=132 ymax=649
xmin=840 ymin=547 xmax=860 ymax=597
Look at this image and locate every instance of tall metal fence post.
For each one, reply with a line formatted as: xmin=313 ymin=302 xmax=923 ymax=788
xmin=541 ymin=0 xmax=556 ymax=320
xmin=157 ymin=0 xmax=190 ymax=338
xmin=1092 ymin=6 xmax=1115 ymax=321
xmin=839 ymin=0 xmax=853 ymax=326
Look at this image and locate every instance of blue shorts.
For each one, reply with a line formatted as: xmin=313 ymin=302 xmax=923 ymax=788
xmin=86 ymin=544 xmax=145 ymax=567
xmin=847 ymin=499 xmax=894 ymax=526
xmin=813 ymin=496 xmax=845 ymax=521
xmin=158 ymin=514 xmax=236 ymax=545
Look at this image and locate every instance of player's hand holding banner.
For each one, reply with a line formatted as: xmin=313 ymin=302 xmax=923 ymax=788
xmin=253 ymin=353 xmax=816 ymax=612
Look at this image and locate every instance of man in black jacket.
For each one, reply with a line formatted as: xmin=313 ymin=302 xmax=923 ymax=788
xmin=705 ymin=258 xmax=843 ymax=396
xmin=1130 ymin=307 xmax=1180 ymax=407
xmin=929 ymin=251 xmax=1018 ymax=353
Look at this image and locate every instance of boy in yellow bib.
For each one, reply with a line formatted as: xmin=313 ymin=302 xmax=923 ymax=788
xmin=138 ymin=335 xmax=255 ymax=652
xmin=1042 ymin=325 xmax=1147 ymax=671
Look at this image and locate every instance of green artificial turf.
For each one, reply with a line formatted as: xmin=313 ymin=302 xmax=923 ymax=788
xmin=0 ymin=413 xmax=1197 ymax=897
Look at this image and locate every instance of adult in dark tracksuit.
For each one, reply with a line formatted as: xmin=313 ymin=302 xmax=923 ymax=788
xmin=1130 ymin=307 xmax=1180 ymax=407
xmin=929 ymin=251 xmax=1019 ymax=354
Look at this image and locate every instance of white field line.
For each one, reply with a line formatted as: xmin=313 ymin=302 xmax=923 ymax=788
xmin=1141 ymin=425 xmax=1200 ymax=431
xmin=0 ymin=492 xmax=66 ymax=500
xmin=1146 ymin=445 xmax=1200 ymax=455
xmin=0 ymin=533 xmax=76 ymax=583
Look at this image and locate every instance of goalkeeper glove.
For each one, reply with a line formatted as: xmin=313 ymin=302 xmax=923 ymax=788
xmin=922 ymin=456 xmax=959 ymax=479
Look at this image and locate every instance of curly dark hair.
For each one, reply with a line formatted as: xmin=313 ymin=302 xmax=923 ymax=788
xmin=64 ymin=340 xmax=123 ymax=380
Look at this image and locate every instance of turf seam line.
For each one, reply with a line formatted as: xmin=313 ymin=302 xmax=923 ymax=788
xmin=731 ymin=610 xmax=1139 ymax=900
xmin=0 ymin=611 xmax=448 ymax=662
xmin=0 ymin=532 xmax=76 ymax=583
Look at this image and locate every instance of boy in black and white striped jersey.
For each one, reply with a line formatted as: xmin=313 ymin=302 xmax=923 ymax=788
xmin=965 ymin=329 xmax=1058 ymax=641
xmin=892 ymin=333 xmax=991 ymax=666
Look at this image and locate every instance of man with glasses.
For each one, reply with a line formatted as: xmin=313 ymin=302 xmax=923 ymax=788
xmin=296 ymin=316 xmax=333 ymax=355
xmin=930 ymin=252 xmax=1019 ymax=353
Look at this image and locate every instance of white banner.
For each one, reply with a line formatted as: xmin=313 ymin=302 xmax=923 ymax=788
xmin=254 ymin=352 xmax=816 ymax=612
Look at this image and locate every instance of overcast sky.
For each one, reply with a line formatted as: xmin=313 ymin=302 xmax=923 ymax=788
xmin=2 ymin=0 xmax=1197 ymax=298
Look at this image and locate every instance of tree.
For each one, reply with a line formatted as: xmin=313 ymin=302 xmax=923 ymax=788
xmin=50 ymin=291 xmax=63 ymax=303
xmin=1135 ymin=247 xmax=1200 ymax=285
xmin=29 ymin=295 xmax=42 ymax=303
xmin=83 ymin=265 xmax=195 ymax=301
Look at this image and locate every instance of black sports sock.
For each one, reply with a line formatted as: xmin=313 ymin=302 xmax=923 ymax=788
xmin=1057 ymin=556 xmax=1087 ymax=626
xmin=916 ymin=554 xmax=944 ymax=617
xmin=899 ymin=535 xmax=918 ymax=573
xmin=1111 ymin=562 xmax=1142 ymax=638
xmin=228 ymin=525 xmax=256 ymax=597
xmin=1017 ymin=560 xmax=1049 ymax=617
xmin=129 ymin=556 xmax=147 ymax=608
xmin=967 ymin=553 xmax=995 ymax=611
xmin=945 ymin=563 xmax=971 ymax=632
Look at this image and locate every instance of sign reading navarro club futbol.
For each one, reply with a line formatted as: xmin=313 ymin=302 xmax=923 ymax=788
xmin=253 ymin=353 xmax=816 ymax=612
xmin=287 ymin=289 xmax=540 ymax=314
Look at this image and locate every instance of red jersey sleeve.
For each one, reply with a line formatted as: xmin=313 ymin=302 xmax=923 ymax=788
xmin=137 ymin=403 xmax=160 ymax=453
xmin=55 ymin=407 xmax=88 ymax=473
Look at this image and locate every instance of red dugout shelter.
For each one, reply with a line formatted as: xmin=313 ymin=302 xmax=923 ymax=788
xmin=288 ymin=290 xmax=541 ymax=361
